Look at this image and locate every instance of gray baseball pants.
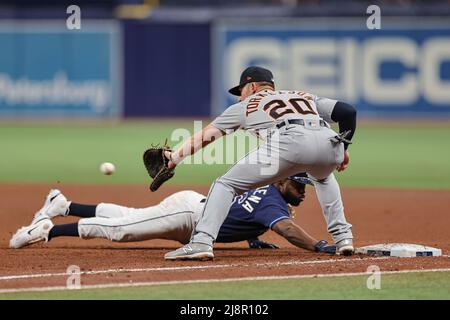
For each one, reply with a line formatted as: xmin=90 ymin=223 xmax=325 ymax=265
xmin=192 ymin=123 xmax=353 ymax=246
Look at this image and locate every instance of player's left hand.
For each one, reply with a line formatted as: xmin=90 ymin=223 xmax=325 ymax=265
xmin=337 ymin=150 xmax=350 ymax=172
xmin=143 ymin=143 xmax=176 ymax=192
xmin=248 ymin=238 xmax=279 ymax=249
xmin=164 ymin=150 xmax=177 ymax=169
xmin=314 ymin=240 xmax=337 ymax=254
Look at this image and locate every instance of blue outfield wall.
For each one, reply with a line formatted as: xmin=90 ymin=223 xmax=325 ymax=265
xmin=123 ymin=21 xmax=211 ymax=117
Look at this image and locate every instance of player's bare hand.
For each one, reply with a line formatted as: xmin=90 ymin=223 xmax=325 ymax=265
xmin=337 ymin=150 xmax=350 ymax=172
xmin=164 ymin=150 xmax=177 ymax=169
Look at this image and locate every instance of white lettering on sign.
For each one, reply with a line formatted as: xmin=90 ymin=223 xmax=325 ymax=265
xmin=0 ymin=72 xmax=109 ymax=111
xmin=421 ymin=38 xmax=450 ymax=104
xmin=363 ymin=37 xmax=419 ymax=104
xmin=225 ymin=36 xmax=450 ymax=107
xmin=289 ymin=39 xmax=338 ymax=98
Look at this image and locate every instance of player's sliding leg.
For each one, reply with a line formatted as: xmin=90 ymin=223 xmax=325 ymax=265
xmin=10 ymin=191 xmax=204 ymax=248
xmin=78 ymin=191 xmax=204 ymax=242
xmin=31 ymin=189 xmax=71 ymax=224
xmin=71 ymin=190 xmax=205 ymax=220
xmin=30 ymin=188 xmax=171 ymax=224
xmin=80 ymin=209 xmax=197 ymax=243
xmin=68 ymin=202 xmax=136 ymax=219
xmin=11 ymin=207 xmax=196 ymax=247
xmin=30 ymin=189 xmax=98 ymax=223
xmin=67 ymin=203 xmax=97 ymax=218
xmin=49 ymin=223 xmax=79 ymax=240
xmin=9 ymin=218 xmax=54 ymax=249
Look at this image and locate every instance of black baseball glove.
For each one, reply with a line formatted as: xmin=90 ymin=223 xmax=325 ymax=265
xmin=143 ymin=142 xmax=175 ymax=192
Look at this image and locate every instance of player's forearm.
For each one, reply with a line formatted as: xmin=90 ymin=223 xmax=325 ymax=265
xmin=282 ymin=224 xmax=318 ymax=251
xmin=285 ymin=233 xmax=317 ymax=251
xmin=170 ymin=130 xmax=203 ymax=164
xmin=170 ymin=124 xmax=224 ymax=164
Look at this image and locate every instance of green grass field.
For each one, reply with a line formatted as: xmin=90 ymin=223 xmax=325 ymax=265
xmin=1 ymin=271 xmax=449 ymax=300
xmin=1 ymin=120 xmax=449 ymax=189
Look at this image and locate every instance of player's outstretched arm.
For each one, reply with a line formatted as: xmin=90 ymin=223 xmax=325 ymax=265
xmin=272 ymin=219 xmax=318 ymax=251
xmin=272 ymin=219 xmax=336 ymax=253
xmin=166 ymin=102 xmax=244 ymax=168
xmin=166 ymin=123 xmax=225 ymax=168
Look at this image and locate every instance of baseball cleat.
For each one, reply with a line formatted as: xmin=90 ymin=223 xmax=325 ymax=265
xmin=336 ymin=239 xmax=354 ymax=256
xmin=31 ymin=189 xmax=70 ymax=224
xmin=165 ymin=243 xmax=214 ymax=261
xmin=9 ymin=218 xmax=54 ymax=249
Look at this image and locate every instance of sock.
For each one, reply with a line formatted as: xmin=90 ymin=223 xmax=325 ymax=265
xmin=48 ymin=223 xmax=79 ymax=240
xmin=68 ymin=203 xmax=97 ymax=218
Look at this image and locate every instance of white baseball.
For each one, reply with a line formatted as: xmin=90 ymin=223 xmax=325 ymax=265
xmin=100 ymin=162 xmax=115 ymax=175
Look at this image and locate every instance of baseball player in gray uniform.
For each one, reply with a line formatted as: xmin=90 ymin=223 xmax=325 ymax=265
xmin=163 ymin=66 xmax=357 ymax=261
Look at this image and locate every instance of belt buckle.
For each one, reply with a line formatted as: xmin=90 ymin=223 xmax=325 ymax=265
xmin=304 ymin=119 xmax=321 ymax=130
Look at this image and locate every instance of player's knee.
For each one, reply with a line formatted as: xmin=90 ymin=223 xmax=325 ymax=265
xmin=215 ymin=176 xmax=245 ymax=194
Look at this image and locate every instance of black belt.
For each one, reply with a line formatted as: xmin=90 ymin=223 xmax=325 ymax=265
xmin=276 ymin=119 xmax=328 ymax=129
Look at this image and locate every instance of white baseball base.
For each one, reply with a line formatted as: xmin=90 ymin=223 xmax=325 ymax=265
xmin=355 ymin=243 xmax=442 ymax=257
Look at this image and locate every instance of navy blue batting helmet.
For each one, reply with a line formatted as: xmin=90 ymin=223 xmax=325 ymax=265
xmin=288 ymin=173 xmax=313 ymax=186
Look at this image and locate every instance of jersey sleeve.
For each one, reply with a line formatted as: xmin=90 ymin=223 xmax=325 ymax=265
xmin=211 ymin=102 xmax=245 ymax=132
xmin=313 ymin=95 xmax=338 ymax=123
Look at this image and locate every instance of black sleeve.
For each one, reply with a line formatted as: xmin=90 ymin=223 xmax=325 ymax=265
xmin=330 ymin=101 xmax=357 ymax=149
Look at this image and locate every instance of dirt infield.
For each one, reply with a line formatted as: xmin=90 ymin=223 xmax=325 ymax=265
xmin=0 ymin=183 xmax=449 ymax=291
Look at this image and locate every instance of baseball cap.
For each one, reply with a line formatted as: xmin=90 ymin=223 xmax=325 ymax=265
xmin=228 ymin=66 xmax=275 ymax=96
xmin=288 ymin=173 xmax=313 ymax=186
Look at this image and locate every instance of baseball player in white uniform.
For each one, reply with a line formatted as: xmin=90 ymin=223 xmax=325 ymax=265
xmin=164 ymin=66 xmax=357 ymax=260
xmin=9 ymin=175 xmax=337 ymax=254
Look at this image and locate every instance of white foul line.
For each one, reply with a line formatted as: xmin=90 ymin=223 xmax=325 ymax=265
xmin=0 ymin=256 xmax=392 ymax=281
xmin=0 ymin=268 xmax=449 ymax=294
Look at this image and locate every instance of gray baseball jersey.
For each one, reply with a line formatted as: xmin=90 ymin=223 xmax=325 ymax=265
xmin=212 ymin=90 xmax=337 ymax=137
xmin=192 ymin=89 xmax=352 ymax=247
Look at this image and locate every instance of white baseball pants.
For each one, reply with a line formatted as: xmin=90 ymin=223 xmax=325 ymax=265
xmin=78 ymin=191 xmax=205 ymax=244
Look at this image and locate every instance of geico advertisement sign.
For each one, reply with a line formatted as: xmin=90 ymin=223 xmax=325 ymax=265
xmin=224 ymin=37 xmax=450 ymax=107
